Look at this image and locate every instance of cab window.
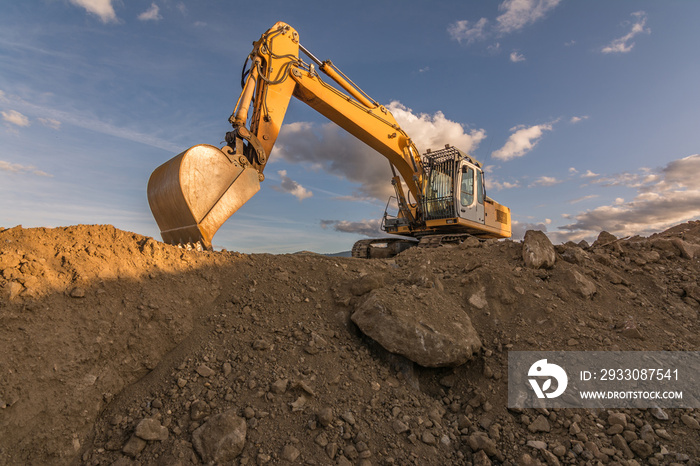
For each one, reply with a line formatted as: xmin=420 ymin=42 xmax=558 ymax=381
xmin=460 ymin=166 xmax=474 ymax=207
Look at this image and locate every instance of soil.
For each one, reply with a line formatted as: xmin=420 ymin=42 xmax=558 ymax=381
xmin=1 ymin=222 xmax=699 ymax=465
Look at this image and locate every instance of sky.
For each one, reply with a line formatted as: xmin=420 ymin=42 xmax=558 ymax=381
xmin=1 ymin=1 xmax=699 ymax=253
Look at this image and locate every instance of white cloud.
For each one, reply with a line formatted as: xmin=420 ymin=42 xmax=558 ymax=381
xmin=320 ymin=219 xmax=384 ymax=237
xmin=592 ymin=170 xmax=658 ymax=188
xmin=1 ymin=91 xmax=181 ymax=152
xmin=1 ymin=110 xmax=30 ymax=127
xmin=491 ymin=121 xmax=554 ymax=161
xmin=496 ymin=0 xmax=561 ymax=34
xmin=449 ymin=0 xmax=561 ymax=46
xmin=69 ymin=0 xmax=117 ymax=23
xmin=271 ymin=121 xmax=392 ymax=200
xmin=274 ymin=170 xmax=313 ymax=201
xmin=568 ymin=194 xmax=599 ymax=204
xmin=511 ymin=219 xmax=549 ymax=240
xmin=487 ymin=178 xmax=520 ymax=191
xmin=601 ymin=11 xmax=650 ymax=54
xmin=0 ymin=160 xmax=52 ymax=177
xmin=38 ymin=118 xmax=61 ymax=130
xmin=657 ymin=154 xmax=700 ymax=189
xmin=581 ymin=170 xmax=599 ymax=178
xmin=271 ymin=102 xmax=486 ymax=201
xmin=387 ymin=101 xmax=486 ymax=154
xmin=448 ymin=18 xmax=489 ymax=44
xmin=570 ymin=115 xmax=589 ymax=123
xmin=510 ymin=51 xmax=526 ymax=62
xmin=559 ymin=154 xmax=700 ymax=238
xmin=138 ymin=3 xmax=162 ymax=22
xmin=529 ymin=175 xmax=561 ymax=187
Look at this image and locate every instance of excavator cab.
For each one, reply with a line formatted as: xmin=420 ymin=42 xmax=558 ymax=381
xmin=417 ymin=145 xmax=510 ymax=239
xmin=421 ymin=145 xmax=484 ymax=224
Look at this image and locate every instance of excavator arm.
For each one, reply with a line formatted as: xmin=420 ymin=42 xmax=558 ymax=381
xmin=231 ymin=23 xmax=424 ymax=198
xmin=148 ymin=22 xmax=424 ymax=248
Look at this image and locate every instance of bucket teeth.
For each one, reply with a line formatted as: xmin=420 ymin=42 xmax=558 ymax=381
xmin=177 ymin=241 xmax=205 ymax=252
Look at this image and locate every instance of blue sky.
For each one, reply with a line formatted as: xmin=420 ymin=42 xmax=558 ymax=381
xmin=1 ymin=1 xmax=699 ymax=253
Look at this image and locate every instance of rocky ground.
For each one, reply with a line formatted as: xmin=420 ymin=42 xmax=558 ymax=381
xmin=1 ymin=222 xmax=699 ymax=465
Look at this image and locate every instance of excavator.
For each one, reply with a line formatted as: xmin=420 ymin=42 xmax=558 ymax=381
xmin=147 ymin=22 xmax=511 ymax=258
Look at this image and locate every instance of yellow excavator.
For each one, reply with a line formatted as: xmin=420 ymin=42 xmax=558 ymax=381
xmin=147 ymin=22 xmax=511 ymax=258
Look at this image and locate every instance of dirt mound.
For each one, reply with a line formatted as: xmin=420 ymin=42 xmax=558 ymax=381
xmin=1 ymin=223 xmax=699 ymax=465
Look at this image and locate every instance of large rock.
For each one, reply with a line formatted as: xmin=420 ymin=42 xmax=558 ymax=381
xmin=564 ymin=269 xmax=597 ymax=299
xmin=351 ymin=287 xmax=481 ymax=367
xmin=558 ymin=245 xmax=590 ymax=265
xmin=671 ymin=238 xmax=700 ymax=259
xmin=522 ymin=230 xmax=556 ymax=269
xmin=468 ymin=432 xmax=498 ymax=457
xmin=4 ymin=281 xmax=23 ymax=301
xmin=628 ymin=439 xmax=653 ymax=458
xmin=650 ymin=238 xmax=680 ymax=257
xmin=192 ymin=410 xmax=246 ymax=464
xmin=134 ymin=418 xmax=168 ymax=441
xmin=349 ymin=274 xmax=385 ymax=296
xmin=593 ymin=231 xmax=617 ymax=247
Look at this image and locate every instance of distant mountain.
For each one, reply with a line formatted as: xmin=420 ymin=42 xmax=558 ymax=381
xmin=292 ymin=250 xmax=352 ymax=257
xmin=325 ymin=251 xmax=352 ymax=257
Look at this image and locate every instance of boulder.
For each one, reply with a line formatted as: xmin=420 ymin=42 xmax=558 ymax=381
xmin=607 ymin=412 xmax=627 ymax=428
xmin=468 ymin=432 xmax=499 ymax=457
xmin=650 ymin=238 xmax=680 ymax=257
xmin=564 ymin=269 xmax=597 ymax=299
xmin=349 ymin=274 xmax=385 ymax=296
xmin=4 ymin=282 xmax=23 ymax=301
xmin=628 ymin=439 xmax=653 ymax=458
xmin=593 ymin=231 xmax=617 ymax=247
xmin=528 ymin=414 xmax=551 ymax=433
xmin=192 ymin=410 xmax=246 ymax=464
xmin=351 ymin=287 xmax=481 ymax=367
xmin=122 ymin=435 xmax=146 ymax=458
xmin=558 ymin=246 xmax=590 ymax=265
xmin=522 ymin=230 xmax=556 ymax=269
xmin=671 ymin=238 xmax=700 ymax=259
xmin=459 ymin=236 xmax=481 ymax=249
xmin=134 ymin=418 xmax=168 ymax=441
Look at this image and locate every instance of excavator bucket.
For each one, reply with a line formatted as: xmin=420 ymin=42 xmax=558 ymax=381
xmin=147 ymin=144 xmax=261 ymax=249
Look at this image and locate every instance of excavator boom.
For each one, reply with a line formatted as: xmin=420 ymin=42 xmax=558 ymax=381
xmin=147 ymin=22 xmax=511 ymax=251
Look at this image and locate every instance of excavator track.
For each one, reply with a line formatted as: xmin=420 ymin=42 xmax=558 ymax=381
xmin=351 ymin=239 xmax=374 ymax=259
xmin=351 ymin=238 xmax=417 ymax=259
xmin=417 ymin=233 xmax=479 ymax=248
